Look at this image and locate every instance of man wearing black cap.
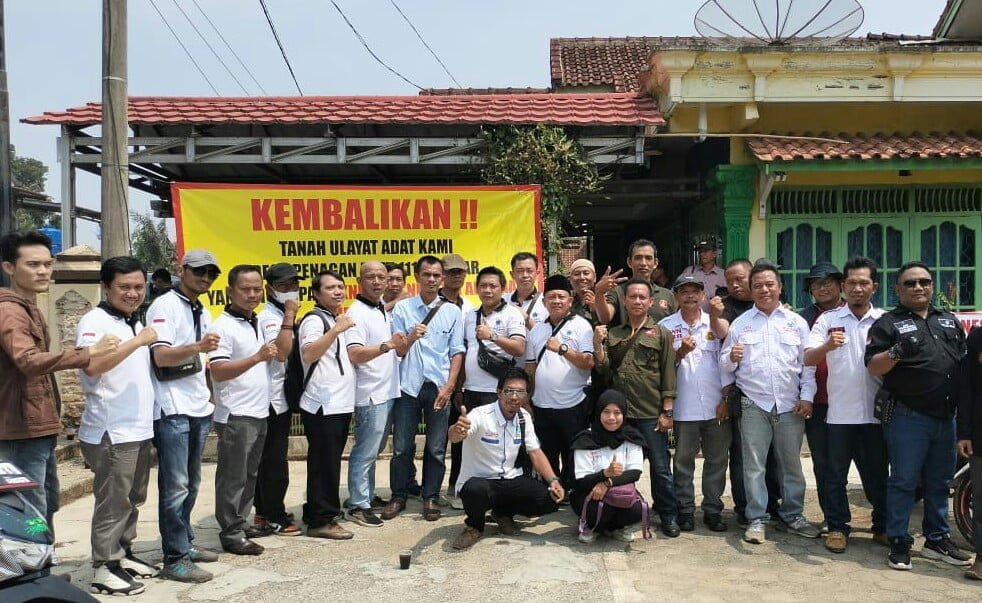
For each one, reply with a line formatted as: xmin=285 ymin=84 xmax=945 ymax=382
xmin=798 ymin=261 xmax=845 ymax=532
xmin=682 ymin=240 xmax=727 ymax=313
xmin=525 ymin=274 xmax=596 ymax=492
xmin=253 ymin=262 xmax=302 ymax=536
xmin=594 ymin=277 xmax=680 ymax=536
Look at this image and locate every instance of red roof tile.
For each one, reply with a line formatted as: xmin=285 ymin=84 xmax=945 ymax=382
xmin=22 ymin=93 xmax=663 ymax=127
xmin=420 ymin=87 xmax=552 ymax=95
xmin=747 ymin=131 xmax=982 ymax=162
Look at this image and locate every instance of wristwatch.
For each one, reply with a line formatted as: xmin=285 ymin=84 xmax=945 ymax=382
xmin=490 ymin=331 xmax=499 ymax=342
xmin=379 ymin=342 xmax=390 ymax=354
xmin=558 ymin=343 xmax=569 ymax=356
xmin=663 ymin=408 xmax=674 ymax=419
xmin=886 ymin=344 xmax=901 ymax=361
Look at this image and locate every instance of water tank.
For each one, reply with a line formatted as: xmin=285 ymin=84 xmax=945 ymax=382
xmin=38 ymin=226 xmax=62 ymax=254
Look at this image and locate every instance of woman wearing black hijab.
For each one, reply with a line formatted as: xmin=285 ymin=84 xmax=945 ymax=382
xmin=571 ymin=390 xmax=647 ymax=543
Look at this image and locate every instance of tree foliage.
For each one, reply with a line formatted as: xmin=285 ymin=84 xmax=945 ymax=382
xmin=130 ymin=212 xmax=176 ymax=272
xmin=479 ymin=125 xmax=604 ymax=267
xmin=9 ymin=145 xmax=59 ymax=231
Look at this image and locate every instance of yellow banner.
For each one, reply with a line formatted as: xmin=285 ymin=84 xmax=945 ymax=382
xmin=173 ymin=183 xmax=542 ymax=316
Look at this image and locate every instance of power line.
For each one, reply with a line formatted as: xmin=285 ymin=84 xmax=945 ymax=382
xmin=329 ymin=0 xmax=423 ymax=90
xmin=388 ymin=0 xmax=461 ymax=88
xmin=170 ymin=0 xmax=250 ymax=95
xmin=148 ymin=0 xmax=220 ymax=95
xmin=258 ymin=0 xmax=304 ymax=95
xmin=191 ymin=0 xmax=268 ymax=95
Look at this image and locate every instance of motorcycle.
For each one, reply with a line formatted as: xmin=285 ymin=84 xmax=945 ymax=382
xmin=951 ymin=461 xmax=975 ymax=545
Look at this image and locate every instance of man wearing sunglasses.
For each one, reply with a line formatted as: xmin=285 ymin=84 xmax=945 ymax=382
xmin=866 ymin=261 xmax=971 ymax=571
xmin=147 ymin=249 xmax=223 ymax=583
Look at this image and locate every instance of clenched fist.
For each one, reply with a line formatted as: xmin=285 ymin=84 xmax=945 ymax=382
xmin=137 ymin=327 xmax=158 ymax=347
xmin=255 ymin=342 xmax=278 ymax=362
xmin=333 ymin=313 xmax=355 ymax=333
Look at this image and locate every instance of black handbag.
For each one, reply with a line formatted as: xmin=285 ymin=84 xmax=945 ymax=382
xmin=475 ymin=307 xmax=516 ymax=378
xmin=151 ymin=304 xmax=204 ymax=382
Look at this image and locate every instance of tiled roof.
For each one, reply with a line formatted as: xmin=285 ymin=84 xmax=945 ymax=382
xmin=551 ymin=34 xmax=981 ymax=91
xmin=747 ymin=131 xmax=982 ymax=162
xmin=22 ymin=93 xmax=663 ymax=127
xmin=420 ymin=87 xmax=552 ymax=95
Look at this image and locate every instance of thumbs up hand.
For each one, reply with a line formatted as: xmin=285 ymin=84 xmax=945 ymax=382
xmin=451 ymin=405 xmax=471 ymax=440
xmin=604 ymin=453 xmax=623 ymax=478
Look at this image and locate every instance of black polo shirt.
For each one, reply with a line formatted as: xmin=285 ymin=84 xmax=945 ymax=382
xmin=721 ymin=297 xmax=753 ymax=324
xmin=864 ymin=304 xmax=966 ymax=418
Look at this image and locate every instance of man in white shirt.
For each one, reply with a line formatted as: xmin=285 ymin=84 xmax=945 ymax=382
xmin=449 ymin=266 xmax=527 ymax=508
xmin=298 ymin=269 xmax=357 ymax=539
xmin=209 ymin=265 xmax=278 ymax=556
xmin=804 ymin=256 xmax=888 ymax=554
xmin=505 ymin=252 xmax=548 ymax=329
xmin=448 ymin=368 xmax=564 ymax=550
xmin=345 ymin=261 xmax=406 ymax=527
xmin=148 ymin=249 xmax=222 ymax=583
xmin=77 ymin=256 xmax=160 ymax=596
xmin=659 ymin=275 xmax=731 ymax=533
xmin=253 ymin=263 xmax=302 ymax=536
xmin=525 ymin=274 xmax=595 ymax=491
xmin=720 ymin=261 xmax=819 ymax=545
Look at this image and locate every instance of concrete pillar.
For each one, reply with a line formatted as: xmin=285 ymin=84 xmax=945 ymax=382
xmin=45 ymin=244 xmax=102 ymax=433
xmin=707 ymin=164 xmax=757 ymax=263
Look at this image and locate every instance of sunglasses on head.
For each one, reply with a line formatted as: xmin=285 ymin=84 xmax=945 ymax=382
xmin=901 ymin=278 xmax=932 ymax=289
xmin=189 ymin=266 xmax=221 ymax=279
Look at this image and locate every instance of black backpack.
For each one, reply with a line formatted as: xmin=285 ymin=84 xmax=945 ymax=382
xmin=282 ymin=309 xmax=331 ymax=412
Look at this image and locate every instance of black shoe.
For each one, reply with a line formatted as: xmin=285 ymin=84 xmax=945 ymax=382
xmin=922 ymin=534 xmax=972 ymax=567
xmin=704 ymin=514 xmax=727 ymax=532
xmin=222 ymin=538 xmax=264 ymax=556
xmin=735 ymin=511 xmax=749 ymax=527
xmin=661 ymin=520 xmax=681 ymax=538
xmin=888 ymin=540 xmax=912 ymax=571
xmin=371 ymin=495 xmax=387 ymax=508
xmin=245 ymin=523 xmax=276 ymax=539
xmin=678 ymin=514 xmax=695 ymax=532
xmin=347 ymin=507 xmax=384 ymax=527
xmin=407 ymin=483 xmax=423 ymax=500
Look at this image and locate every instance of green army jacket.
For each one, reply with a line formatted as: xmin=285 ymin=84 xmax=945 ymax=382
xmin=598 ymin=316 xmax=677 ymax=419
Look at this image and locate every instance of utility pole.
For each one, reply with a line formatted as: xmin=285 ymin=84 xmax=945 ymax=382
xmin=0 ymin=0 xmax=13 ymax=239
xmin=101 ymin=0 xmax=129 ymax=258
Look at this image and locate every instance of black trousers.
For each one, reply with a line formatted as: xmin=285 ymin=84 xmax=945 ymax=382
xmin=533 ymin=402 xmax=587 ymax=489
xmin=254 ymin=408 xmax=293 ymax=524
xmin=572 ymin=491 xmax=644 ymax=532
xmin=448 ymin=391 xmax=498 ymax=490
xmin=301 ymin=409 xmax=351 ymax=528
xmin=459 ymin=475 xmax=558 ymax=531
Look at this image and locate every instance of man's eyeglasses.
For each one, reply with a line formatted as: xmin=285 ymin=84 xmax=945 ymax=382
xmin=190 ymin=266 xmax=221 ymax=280
xmin=901 ymin=278 xmax=933 ymax=289
xmin=500 ymin=388 xmax=529 ymax=399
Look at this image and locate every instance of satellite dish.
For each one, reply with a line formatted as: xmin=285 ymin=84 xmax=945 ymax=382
xmin=694 ymin=0 xmax=865 ymax=47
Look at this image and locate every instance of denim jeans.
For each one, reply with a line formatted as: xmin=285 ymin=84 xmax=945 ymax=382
xmin=729 ymin=419 xmax=782 ymax=516
xmin=804 ymin=403 xmax=830 ymax=521
xmin=825 ymin=423 xmax=888 ymax=534
xmin=882 ymin=404 xmax=956 ymax=543
xmin=390 ymin=383 xmax=449 ymax=502
xmin=628 ymin=418 xmax=678 ymax=522
xmin=347 ymin=400 xmax=394 ymax=510
xmin=154 ymin=414 xmax=212 ymax=563
xmin=0 ymin=436 xmax=59 ymax=530
xmin=739 ymin=400 xmax=807 ymax=524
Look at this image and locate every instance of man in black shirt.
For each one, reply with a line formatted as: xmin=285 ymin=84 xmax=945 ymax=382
xmin=720 ymin=259 xmax=754 ymax=323
xmin=957 ymin=326 xmax=982 ymax=580
xmin=865 ymin=261 xmax=971 ymax=571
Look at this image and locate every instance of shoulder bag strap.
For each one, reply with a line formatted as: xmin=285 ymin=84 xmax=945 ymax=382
xmin=420 ymin=299 xmax=446 ymax=326
xmin=535 ymin=316 xmax=573 ymax=364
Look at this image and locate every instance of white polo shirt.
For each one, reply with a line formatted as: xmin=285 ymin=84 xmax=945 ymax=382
xmin=660 ymin=311 xmax=724 ymax=422
xmin=298 ymin=308 xmax=355 ymax=416
xmin=463 ymin=302 xmax=527 ymax=393
xmin=573 ymin=441 xmax=644 ymax=478
xmin=504 ymin=290 xmax=548 ymax=328
xmin=456 ymin=403 xmax=541 ymax=495
xmin=807 ymin=304 xmax=885 ymax=424
xmin=526 ymin=314 xmax=594 ymax=409
xmin=147 ymin=290 xmax=213 ymax=418
xmin=346 ymin=295 xmax=400 ymax=407
xmin=76 ymin=304 xmax=155 ymax=445
xmin=209 ymin=309 xmax=271 ymax=424
xmin=257 ymin=303 xmax=290 ymax=416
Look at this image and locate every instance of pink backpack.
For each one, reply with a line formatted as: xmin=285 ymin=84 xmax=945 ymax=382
xmin=578 ymin=484 xmax=651 ymax=540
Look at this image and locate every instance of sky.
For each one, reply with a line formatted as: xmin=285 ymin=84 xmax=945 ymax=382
xmin=6 ymin=0 xmax=949 ymax=247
